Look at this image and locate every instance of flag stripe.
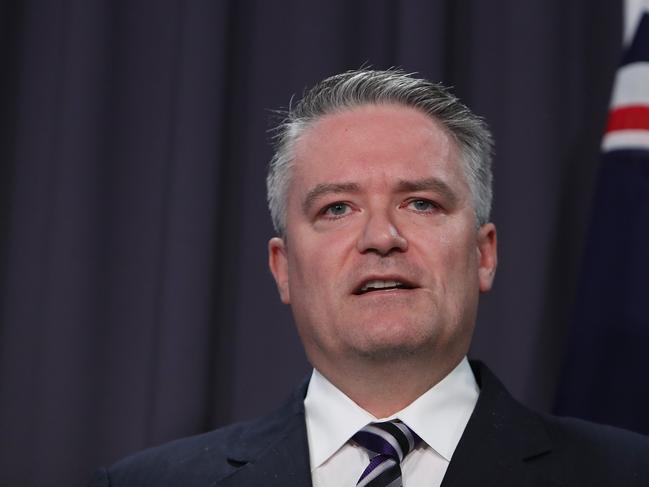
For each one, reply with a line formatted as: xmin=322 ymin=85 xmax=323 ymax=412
xmin=609 ymin=63 xmax=649 ymax=107
xmin=602 ymin=130 xmax=649 ymax=151
xmin=606 ymin=105 xmax=649 ymax=132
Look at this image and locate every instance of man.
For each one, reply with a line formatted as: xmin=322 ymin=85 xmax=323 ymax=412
xmin=90 ymin=69 xmax=649 ymax=486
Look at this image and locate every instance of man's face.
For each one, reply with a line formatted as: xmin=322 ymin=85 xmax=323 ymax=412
xmin=269 ymin=104 xmax=497 ymax=373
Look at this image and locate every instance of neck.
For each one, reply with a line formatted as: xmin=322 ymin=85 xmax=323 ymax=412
xmin=314 ymin=353 xmax=465 ymax=418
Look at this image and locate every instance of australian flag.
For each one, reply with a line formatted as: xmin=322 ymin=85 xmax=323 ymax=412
xmin=555 ymin=1 xmax=649 ymax=435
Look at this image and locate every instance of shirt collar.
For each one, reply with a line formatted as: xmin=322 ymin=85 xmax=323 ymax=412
xmin=303 ymin=357 xmax=479 ymax=470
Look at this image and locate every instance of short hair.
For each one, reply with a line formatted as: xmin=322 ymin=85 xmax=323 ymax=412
xmin=266 ymin=68 xmax=494 ymax=236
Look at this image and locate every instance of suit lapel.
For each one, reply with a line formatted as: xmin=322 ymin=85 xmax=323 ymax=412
xmin=215 ymin=381 xmax=312 ymax=487
xmin=212 ymin=363 xmax=567 ymax=487
xmin=441 ymin=362 xmax=563 ymax=487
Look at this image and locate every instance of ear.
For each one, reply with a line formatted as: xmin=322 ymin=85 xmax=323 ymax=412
xmin=476 ymin=223 xmax=497 ymax=293
xmin=268 ymin=237 xmax=291 ymax=304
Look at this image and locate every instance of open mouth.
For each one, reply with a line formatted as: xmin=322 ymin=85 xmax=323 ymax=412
xmin=353 ymin=279 xmax=416 ymax=295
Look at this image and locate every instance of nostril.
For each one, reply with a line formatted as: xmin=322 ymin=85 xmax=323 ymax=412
xmin=357 ymin=220 xmax=408 ymax=255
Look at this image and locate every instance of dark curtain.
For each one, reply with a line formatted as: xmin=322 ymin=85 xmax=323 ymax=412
xmin=0 ymin=1 xmax=622 ymax=486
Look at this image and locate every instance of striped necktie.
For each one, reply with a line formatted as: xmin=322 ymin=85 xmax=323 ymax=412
xmin=352 ymin=419 xmax=421 ymax=487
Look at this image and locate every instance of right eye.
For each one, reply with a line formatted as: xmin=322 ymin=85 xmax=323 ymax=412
xmin=321 ymin=202 xmax=352 ymax=219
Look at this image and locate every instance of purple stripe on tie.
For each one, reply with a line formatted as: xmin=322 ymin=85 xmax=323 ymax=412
xmin=353 ymin=420 xmax=421 ymax=486
xmin=357 ymin=454 xmax=391 ymax=482
xmin=353 ymin=431 xmax=400 ymax=459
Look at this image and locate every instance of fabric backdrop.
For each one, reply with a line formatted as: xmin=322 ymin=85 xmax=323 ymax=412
xmin=0 ymin=1 xmax=624 ymax=486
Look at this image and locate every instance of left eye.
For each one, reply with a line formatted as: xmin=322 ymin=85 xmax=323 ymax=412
xmin=407 ymin=199 xmax=437 ymax=212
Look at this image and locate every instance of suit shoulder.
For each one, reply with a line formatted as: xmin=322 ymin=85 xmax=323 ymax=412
xmin=542 ymin=412 xmax=649 ymax=451
xmin=126 ymin=418 xmax=254 ymax=461
xmin=98 ymin=420 xmax=254 ymax=486
xmin=97 ymin=387 xmax=307 ymax=487
xmin=539 ymin=412 xmax=649 ymax=482
xmin=467 ymin=362 xmax=649 ymax=485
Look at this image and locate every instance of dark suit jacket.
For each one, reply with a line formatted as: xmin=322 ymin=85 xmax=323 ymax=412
xmin=89 ymin=362 xmax=649 ymax=486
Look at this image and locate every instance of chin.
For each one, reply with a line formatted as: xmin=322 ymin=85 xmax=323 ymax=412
xmin=349 ymin=321 xmax=438 ymax=359
xmin=352 ymin=339 xmax=430 ymax=362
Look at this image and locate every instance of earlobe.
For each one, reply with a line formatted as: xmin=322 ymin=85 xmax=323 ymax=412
xmin=268 ymin=237 xmax=291 ymax=304
xmin=477 ymin=223 xmax=497 ymax=293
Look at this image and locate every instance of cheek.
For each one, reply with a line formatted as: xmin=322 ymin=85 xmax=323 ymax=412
xmin=414 ymin=227 xmax=478 ymax=281
xmin=288 ymin=236 xmax=343 ymax=298
xmin=296 ymin=223 xmax=357 ymax=267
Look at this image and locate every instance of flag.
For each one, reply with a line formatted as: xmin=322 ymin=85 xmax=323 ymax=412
xmin=554 ymin=0 xmax=649 ymax=434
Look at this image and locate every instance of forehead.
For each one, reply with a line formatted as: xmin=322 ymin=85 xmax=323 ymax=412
xmin=290 ymin=104 xmax=466 ymax=192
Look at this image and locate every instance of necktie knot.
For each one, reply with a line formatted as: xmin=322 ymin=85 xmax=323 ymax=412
xmin=352 ymin=419 xmax=421 ymax=463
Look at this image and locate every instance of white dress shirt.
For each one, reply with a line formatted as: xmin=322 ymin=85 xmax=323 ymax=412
xmin=304 ymin=357 xmax=479 ymax=487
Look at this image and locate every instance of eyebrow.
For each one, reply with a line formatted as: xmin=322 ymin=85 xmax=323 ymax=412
xmin=396 ymin=177 xmax=460 ymax=207
xmin=301 ymin=177 xmax=461 ymax=214
xmin=302 ymin=182 xmax=360 ymax=214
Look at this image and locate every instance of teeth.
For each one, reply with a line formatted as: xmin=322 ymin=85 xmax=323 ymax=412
xmin=360 ymin=280 xmax=403 ymax=292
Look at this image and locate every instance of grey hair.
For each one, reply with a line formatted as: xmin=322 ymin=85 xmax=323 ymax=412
xmin=266 ymin=69 xmax=494 ymax=236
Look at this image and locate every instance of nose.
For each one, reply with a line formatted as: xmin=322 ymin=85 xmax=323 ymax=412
xmin=356 ymin=210 xmax=408 ymax=255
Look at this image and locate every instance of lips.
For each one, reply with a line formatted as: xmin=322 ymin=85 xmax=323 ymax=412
xmin=353 ymin=277 xmax=417 ymax=295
